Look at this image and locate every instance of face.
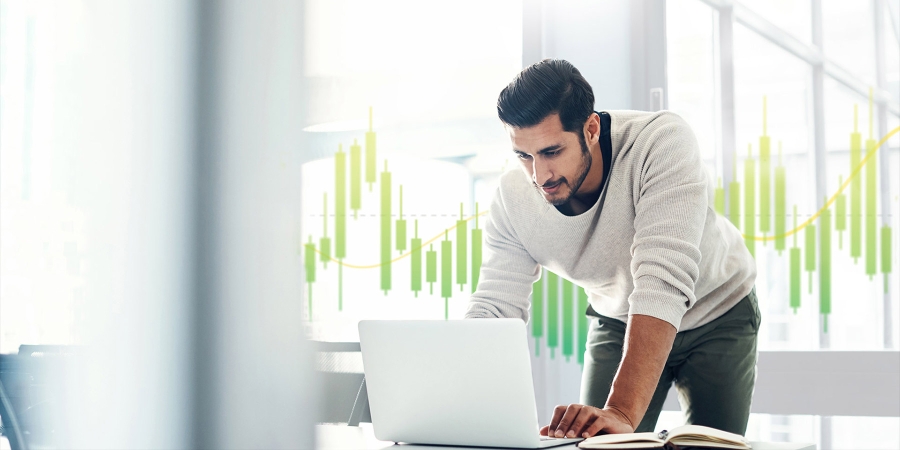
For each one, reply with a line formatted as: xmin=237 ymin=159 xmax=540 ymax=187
xmin=508 ymin=114 xmax=592 ymax=206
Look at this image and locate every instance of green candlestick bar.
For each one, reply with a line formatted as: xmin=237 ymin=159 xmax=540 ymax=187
xmin=547 ymin=271 xmax=559 ymax=358
xmin=729 ymin=181 xmax=741 ymax=229
xmin=836 ymin=175 xmax=846 ymax=250
xmin=865 ymin=137 xmax=877 ymax=278
xmin=335 ymin=145 xmax=347 ymax=258
xmin=850 ymin=106 xmax=861 ymax=261
xmin=305 ymin=236 xmax=316 ymax=320
xmin=774 ymin=144 xmax=786 ymax=253
xmin=471 ymin=203 xmax=482 ymax=293
xmin=380 ymin=161 xmax=392 ymax=293
xmin=441 ymin=231 xmax=452 ymax=319
xmin=350 ymin=139 xmax=361 ymax=218
xmin=714 ymin=178 xmax=725 ymax=216
xmin=820 ymin=199 xmax=831 ymax=319
xmin=759 ymin=98 xmax=771 ymax=234
xmin=396 ymin=185 xmax=407 ymax=253
xmin=729 ymin=154 xmax=741 ymax=229
xmin=790 ymin=206 xmax=800 ymax=312
xmin=744 ymin=144 xmax=756 ymax=257
xmin=366 ymin=107 xmax=377 ymax=191
xmin=456 ymin=203 xmax=467 ymax=290
xmin=532 ymin=269 xmax=544 ymax=356
xmin=578 ymin=287 xmax=588 ymax=365
xmin=305 ymin=236 xmax=317 ymax=283
xmin=426 ymin=244 xmax=437 ymax=296
xmin=806 ymin=222 xmax=816 ymax=294
xmin=411 ymin=220 xmax=422 ymax=297
xmin=562 ymin=278 xmax=574 ymax=362
xmin=790 ymin=247 xmax=801 ymax=312
xmin=883 ymin=226 xmax=892 ymax=293
xmin=320 ymin=193 xmax=331 ymax=268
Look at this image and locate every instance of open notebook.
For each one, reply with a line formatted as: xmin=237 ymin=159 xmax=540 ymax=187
xmin=578 ymin=425 xmax=751 ymax=450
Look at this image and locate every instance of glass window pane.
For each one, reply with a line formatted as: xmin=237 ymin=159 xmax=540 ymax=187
xmin=883 ymin=6 xmax=900 ymax=113
xmin=302 ymin=156 xmax=477 ymax=342
xmin=667 ymin=0 xmax=717 ymax=164
xmin=304 ymin=0 xmax=521 ymax=127
xmin=733 ymin=23 xmax=819 ymax=350
xmin=669 ymin=1 xmax=900 ymax=443
xmin=822 ymin=78 xmax=897 ymax=349
xmin=822 ymin=0 xmax=878 ymax=86
xmin=0 ymin=1 xmax=87 ymax=353
xmin=301 ymin=0 xmax=522 ymax=341
xmin=740 ymin=0 xmax=812 ymax=45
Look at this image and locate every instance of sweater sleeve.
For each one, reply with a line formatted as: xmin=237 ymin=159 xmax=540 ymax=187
xmin=464 ymin=183 xmax=541 ymax=321
xmin=627 ymin=113 xmax=707 ymax=330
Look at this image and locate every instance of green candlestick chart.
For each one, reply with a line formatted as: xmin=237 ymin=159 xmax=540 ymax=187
xmin=305 ymin=110 xmax=590 ymax=364
xmin=712 ymin=94 xmax=897 ymax=332
xmin=530 ymin=269 xmax=590 ymax=363
xmin=303 ymin=108 xmax=486 ymax=321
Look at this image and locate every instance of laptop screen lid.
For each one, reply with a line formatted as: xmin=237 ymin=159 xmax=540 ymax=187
xmin=358 ymin=319 xmax=544 ymax=448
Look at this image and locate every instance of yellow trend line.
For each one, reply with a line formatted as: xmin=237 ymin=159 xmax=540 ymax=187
xmin=744 ymin=126 xmax=899 ymax=242
xmin=314 ymin=210 xmax=490 ymax=269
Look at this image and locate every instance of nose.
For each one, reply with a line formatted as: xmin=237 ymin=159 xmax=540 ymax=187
xmin=532 ymin=158 xmax=553 ymax=186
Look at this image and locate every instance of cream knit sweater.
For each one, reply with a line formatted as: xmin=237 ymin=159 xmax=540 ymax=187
xmin=465 ymin=110 xmax=756 ymax=331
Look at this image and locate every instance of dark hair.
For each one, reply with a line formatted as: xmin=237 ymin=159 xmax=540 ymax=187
xmin=497 ymin=59 xmax=595 ymax=133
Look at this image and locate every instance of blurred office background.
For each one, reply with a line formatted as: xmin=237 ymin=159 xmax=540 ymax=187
xmin=1 ymin=0 xmax=898 ymax=449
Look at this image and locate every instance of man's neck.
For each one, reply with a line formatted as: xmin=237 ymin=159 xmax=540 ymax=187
xmin=561 ymin=141 xmax=605 ymax=216
xmin=566 ymin=191 xmax=601 ymax=216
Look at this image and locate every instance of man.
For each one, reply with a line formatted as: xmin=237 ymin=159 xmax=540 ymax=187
xmin=465 ymin=59 xmax=758 ymax=438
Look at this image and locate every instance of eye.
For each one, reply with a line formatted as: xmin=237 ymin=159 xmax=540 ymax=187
xmin=544 ymin=150 xmax=560 ymax=157
xmin=516 ymin=152 xmax=531 ymax=160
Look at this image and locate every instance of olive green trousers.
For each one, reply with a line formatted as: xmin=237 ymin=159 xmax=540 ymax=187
xmin=579 ymin=288 xmax=760 ymax=435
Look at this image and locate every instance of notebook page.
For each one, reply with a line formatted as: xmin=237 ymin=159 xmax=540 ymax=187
xmin=580 ymin=432 xmax=663 ymax=446
xmin=667 ymin=425 xmax=750 ymax=447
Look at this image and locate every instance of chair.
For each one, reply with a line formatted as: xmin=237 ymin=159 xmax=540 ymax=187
xmin=313 ymin=341 xmax=371 ymax=426
xmin=0 ymin=345 xmax=77 ymax=450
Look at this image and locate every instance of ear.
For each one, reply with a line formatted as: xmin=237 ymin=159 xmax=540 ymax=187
xmin=583 ymin=112 xmax=601 ymax=146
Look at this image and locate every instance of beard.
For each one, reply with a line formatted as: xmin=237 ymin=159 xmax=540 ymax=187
xmin=534 ymin=134 xmax=592 ymax=206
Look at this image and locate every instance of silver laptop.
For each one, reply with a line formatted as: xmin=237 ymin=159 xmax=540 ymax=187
xmin=358 ymin=319 xmax=583 ymax=448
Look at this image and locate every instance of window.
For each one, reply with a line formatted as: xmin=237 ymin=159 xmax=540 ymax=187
xmin=667 ymin=0 xmax=718 ymax=164
xmin=300 ymin=0 xmax=522 ymax=342
xmin=667 ymin=0 xmax=900 ymax=446
xmin=0 ymin=1 xmax=89 ymax=353
xmin=733 ymin=21 xmax=817 ymax=351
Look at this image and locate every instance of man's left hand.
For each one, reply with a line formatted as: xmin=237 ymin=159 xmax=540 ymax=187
xmin=538 ymin=403 xmax=634 ymax=438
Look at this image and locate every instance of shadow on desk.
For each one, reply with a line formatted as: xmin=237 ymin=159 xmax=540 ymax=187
xmin=315 ymin=424 xmax=816 ymax=450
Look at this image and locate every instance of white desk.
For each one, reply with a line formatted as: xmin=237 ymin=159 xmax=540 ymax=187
xmin=316 ymin=424 xmax=816 ymax=450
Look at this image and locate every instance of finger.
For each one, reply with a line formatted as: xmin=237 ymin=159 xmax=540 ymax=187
xmin=547 ymin=405 xmax=567 ymax=434
xmin=567 ymin=406 xmax=598 ymax=438
xmin=539 ymin=425 xmax=549 ymax=436
xmin=582 ymin=415 xmax=609 ymax=438
xmin=554 ymin=404 xmax=582 ymax=438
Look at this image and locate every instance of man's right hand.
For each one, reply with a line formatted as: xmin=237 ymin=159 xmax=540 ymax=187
xmin=538 ymin=404 xmax=634 ymax=438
